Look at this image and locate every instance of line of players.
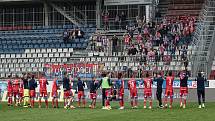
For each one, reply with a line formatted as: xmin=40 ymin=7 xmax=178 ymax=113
xmin=6 ymin=70 xmax=206 ymax=109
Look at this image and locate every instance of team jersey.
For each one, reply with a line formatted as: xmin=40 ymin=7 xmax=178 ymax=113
xmin=180 ymin=74 xmax=188 ymax=87
xmin=63 ymin=77 xmax=71 ymax=91
xmin=39 ymin=77 xmax=48 ymax=91
xmin=13 ymin=79 xmax=20 ymax=92
xmin=7 ymin=79 xmax=13 ymax=92
xmin=19 ymin=81 xmax=24 ymax=93
xmin=166 ymin=76 xmax=174 ymax=90
xmin=77 ymin=80 xmax=85 ymax=91
xmin=144 ymin=78 xmax=152 ymax=91
xmin=52 ymin=78 xmax=58 ymax=92
xmin=128 ymin=79 xmax=137 ymax=92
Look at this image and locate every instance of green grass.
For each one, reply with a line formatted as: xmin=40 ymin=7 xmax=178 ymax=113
xmin=0 ymin=102 xmax=215 ymax=121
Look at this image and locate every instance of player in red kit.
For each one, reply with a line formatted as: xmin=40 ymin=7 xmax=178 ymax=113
xmin=143 ymin=73 xmax=153 ymax=109
xmin=13 ymin=75 xmax=20 ymax=106
xmin=52 ymin=75 xmax=59 ymax=108
xmin=128 ymin=74 xmax=138 ymax=108
xmin=19 ymin=80 xmax=24 ymax=104
xmin=39 ymin=73 xmax=49 ymax=108
xmin=164 ymin=71 xmax=174 ymax=109
xmin=179 ymin=71 xmax=188 ymax=108
xmin=116 ymin=73 xmax=124 ymax=110
xmin=7 ymin=75 xmax=13 ymax=106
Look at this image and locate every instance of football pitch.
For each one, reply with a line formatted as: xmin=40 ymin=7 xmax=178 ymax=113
xmin=0 ymin=102 xmax=215 ymax=121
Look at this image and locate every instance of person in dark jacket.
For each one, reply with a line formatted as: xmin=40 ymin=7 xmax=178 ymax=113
xmin=63 ymin=72 xmax=75 ymax=109
xmin=77 ymin=77 xmax=86 ymax=107
xmin=154 ymin=72 xmax=164 ymax=108
xmin=195 ymin=72 xmax=207 ymax=108
xmin=89 ymin=77 xmax=99 ymax=109
xmin=29 ymin=74 xmax=37 ymax=108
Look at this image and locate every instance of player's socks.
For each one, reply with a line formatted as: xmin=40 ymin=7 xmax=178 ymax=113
xmin=52 ymin=99 xmax=55 ymax=108
xmin=130 ymin=100 xmax=134 ymax=107
xmin=83 ymin=99 xmax=86 ymax=107
xmin=39 ymin=99 xmax=42 ymax=108
xmin=170 ymin=98 xmax=173 ymax=108
xmin=45 ymin=100 xmax=48 ymax=108
xmin=180 ymin=97 xmax=183 ymax=107
xmin=56 ymin=100 xmax=59 ymax=108
xmin=78 ymin=100 xmax=81 ymax=107
xmin=150 ymin=100 xmax=152 ymax=108
xmin=144 ymin=100 xmax=146 ymax=107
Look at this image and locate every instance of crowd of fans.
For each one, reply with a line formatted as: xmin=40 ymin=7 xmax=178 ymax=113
xmin=63 ymin=28 xmax=85 ymax=44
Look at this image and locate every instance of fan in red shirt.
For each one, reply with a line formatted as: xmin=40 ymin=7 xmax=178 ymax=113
xmin=164 ymin=71 xmax=174 ymax=109
xmin=52 ymin=75 xmax=59 ymax=108
xmin=39 ymin=73 xmax=49 ymax=108
xmin=13 ymin=75 xmax=20 ymax=106
xmin=143 ymin=73 xmax=153 ymax=109
xmin=7 ymin=75 xmax=13 ymax=106
xmin=128 ymin=73 xmax=138 ymax=108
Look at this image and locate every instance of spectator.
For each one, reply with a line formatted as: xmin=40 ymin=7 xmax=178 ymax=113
xmin=63 ymin=30 xmax=69 ymax=43
xmin=112 ymin=34 xmax=118 ymax=55
xmin=102 ymin=11 xmax=109 ymax=30
xmin=120 ymin=12 xmax=126 ymax=29
xmin=77 ymin=29 xmax=84 ymax=40
xmin=123 ymin=33 xmax=131 ymax=49
xmin=136 ymin=33 xmax=143 ymax=44
xmin=136 ymin=16 xmax=143 ymax=33
xmin=114 ymin=14 xmax=120 ymax=30
xmin=128 ymin=44 xmax=138 ymax=55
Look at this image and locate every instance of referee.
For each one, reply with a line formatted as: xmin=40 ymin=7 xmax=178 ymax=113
xmin=154 ymin=72 xmax=164 ymax=108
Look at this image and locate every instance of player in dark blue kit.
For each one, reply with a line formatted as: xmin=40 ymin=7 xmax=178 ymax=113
xmin=63 ymin=73 xmax=75 ymax=109
xmin=89 ymin=77 xmax=99 ymax=109
xmin=77 ymin=77 xmax=86 ymax=107
xmin=179 ymin=71 xmax=188 ymax=108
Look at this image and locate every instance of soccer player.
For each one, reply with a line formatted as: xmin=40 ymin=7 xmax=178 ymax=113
xmin=196 ymin=72 xmax=207 ymax=108
xmin=52 ymin=75 xmax=59 ymax=108
xmin=7 ymin=75 xmax=13 ymax=106
xmin=22 ymin=74 xmax=30 ymax=108
xmin=89 ymin=77 xmax=99 ymax=109
xmin=13 ymin=75 xmax=20 ymax=106
xmin=63 ymin=73 xmax=75 ymax=109
xmin=39 ymin=73 xmax=49 ymax=108
xmin=19 ymin=79 xmax=24 ymax=105
xmin=77 ymin=77 xmax=86 ymax=107
xmin=128 ymin=74 xmax=138 ymax=108
xmin=115 ymin=73 xmax=124 ymax=110
xmin=179 ymin=71 xmax=188 ymax=108
xmin=154 ymin=72 xmax=164 ymax=108
xmin=29 ymin=74 xmax=37 ymax=108
xmin=164 ymin=71 xmax=174 ymax=109
xmin=99 ymin=72 xmax=112 ymax=110
xmin=143 ymin=73 xmax=153 ymax=109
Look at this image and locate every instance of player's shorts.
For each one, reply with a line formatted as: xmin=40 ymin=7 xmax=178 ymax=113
xmin=51 ymin=91 xmax=58 ymax=98
xmin=13 ymin=91 xmax=19 ymax=98
xmin=90 ymin=92 xmax=97 ymax=99
xmin=180 ymin=87 xmax=188 ymax=96
xmin=78 ymin=91 xmax=85 ymax=99
xmin=130 ymin=91 xmax=138 ymax=98
xmin=30 ymin=90 xmax=36 ymax=98
xmin=105 ymin=89 xmax=111 ymax=98
xmin=144 ymin=91 xmax=152 ymax=98
xmin=7 ymin=91 xmax=13 ymax=97
xmin=118 ymin=89 xmax=124 ymax=99
xmin=64 ymin=90 xmax=73 ymax=98
xmin=165 ymin=89 xmax=173 ymax=97
xmin=19 ymin=92 xmax=23 ymax=98
xmin=24 ymin=89 xmax=30 ymax=97
xmin=39 ymin=90 xmax=48 ymax=97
